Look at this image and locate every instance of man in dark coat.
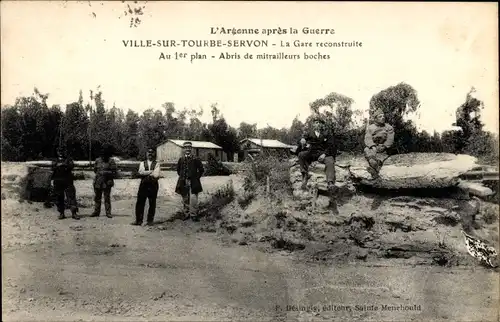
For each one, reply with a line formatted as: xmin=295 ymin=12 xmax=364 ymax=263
xmin=51 ymin=149 xmax=80 ymax=220
xmin=296 ymin=118 xmax=338 ymax=192
xmin=132 ymin=148 xmax=161 ymax=226
xmin=175 ymin=141 xmax=204 ymax=220
xmin=91 ymin=145 xmax=117 ymax=218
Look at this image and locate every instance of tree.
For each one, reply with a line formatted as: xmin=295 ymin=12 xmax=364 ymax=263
xmin=286 ymin=116 xmax=304 ymax=144
xmin=454 ymin=87 xmax=486 ymax=154
xmin=45 ymin=105 xmax=64 ymax=157
xmin=1 ymin=106 xmax=23 ymax=161
xmin=309 ymin=92 xmax=355 ymax=135
xmin=90 ymin=89 xmax=113 ymax=155
xmin=63 ymin=102 xmax=89 ymax=159
xmin=123 ymin=110 xmax=140 ymax=159
xmin=137 ymin=109 xmax=167 ymax=157
xmin=210 ymin=103 xmax=221 ymax=123
xmin=208 ymin=103 xmax=239 ymax=160
xmin=257 ymin=125 xmax=288 ymax=143
xmin=13 ymin=88 xmax=54 ymax=160
xmin=369 ymin=82 xmax=421 ymax=153
xmin=238 ymin=122 xmax=258 ymax=140
xmin=161 ymin=102 xmax=184 ymax=139
xmin=441 ymin=130 xmax=458 ymax=153
xmin=107 ymin=104 xmax=126 ymax=156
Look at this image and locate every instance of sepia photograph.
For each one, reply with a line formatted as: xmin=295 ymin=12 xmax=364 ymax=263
xmin=1 ymin=1 xmax=499 ymax=321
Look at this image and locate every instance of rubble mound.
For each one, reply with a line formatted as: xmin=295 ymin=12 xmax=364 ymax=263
xmin=209 ymin=153 xmax=498 ymax=268
xmin=288 ymin=158 xmax=356 ymax=204
xmin=214 ymin=190 xmax=498 ymax=268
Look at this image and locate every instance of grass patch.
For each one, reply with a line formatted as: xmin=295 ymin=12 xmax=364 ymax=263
xmin=241 ymin=155 xmax=292 ymax=203
xmin=237 ymin=190 xmax=256 ymax=209
xmin=482 ymin=203 xmax=499 ymax=225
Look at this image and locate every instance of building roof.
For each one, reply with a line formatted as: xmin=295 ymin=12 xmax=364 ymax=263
xmin=240 ymin=138 xmax=294 ymax=149
xmin=164 ymin=139 xmax=223 ymax=150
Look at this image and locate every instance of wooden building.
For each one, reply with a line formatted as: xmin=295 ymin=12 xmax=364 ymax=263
xmin=239 ymin=138 xmax=295 ymax=161
xmin=156 ymin=139 xmax=227 ymax=162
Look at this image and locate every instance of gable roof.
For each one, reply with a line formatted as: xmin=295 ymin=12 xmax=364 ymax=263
xmin=165 ymin=139 xmax=223 ymax=150
xmin=240 ymin=138 xmax=294 ymax=149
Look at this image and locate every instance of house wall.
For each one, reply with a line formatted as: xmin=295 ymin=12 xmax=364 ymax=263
xmin=156 ymin=141 xmax=182 ymax=162
xmin=196 ymin=148 xmax=227 ymax=162
xmin=156 ymin=141 xmax=227 ymax=162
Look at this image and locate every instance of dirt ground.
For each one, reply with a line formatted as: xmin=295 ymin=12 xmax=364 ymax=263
xmin=1 ymin=162 xmax=499 ymax=321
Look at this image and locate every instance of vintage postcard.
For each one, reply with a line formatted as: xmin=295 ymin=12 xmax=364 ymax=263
xmin=1 ymin=1 xmax=498 ymax=321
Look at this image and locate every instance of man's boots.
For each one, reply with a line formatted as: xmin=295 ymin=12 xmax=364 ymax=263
xmin=366 ymin=159 xmax=381 ymax=179
xmin=58 ymin=212 xmax=65 ymax=220
xmin=326 ymin=181 xmax=339 ymax=214
xmin=301 ymin=172 xmax=312 ymax=190
xmin=71 ymin=209 xmax=80 ymax=220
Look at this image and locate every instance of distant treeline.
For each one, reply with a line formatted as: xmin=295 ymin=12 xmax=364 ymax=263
xmin=1 ymin=84 xmax=498 ymax=165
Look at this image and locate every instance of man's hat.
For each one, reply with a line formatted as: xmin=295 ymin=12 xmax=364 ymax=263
xmin=183 ymin=141 xmax=193 ymax=147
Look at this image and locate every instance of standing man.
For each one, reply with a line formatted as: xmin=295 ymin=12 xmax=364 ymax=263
xmin=296 ymin=117 xmax=338 ymax=194
xmin=364 ymin=109 xmax=395 ymax=179
xmin=132 ymin=148 xmax=161 ymax=226
xmin=91 ymin=145 xmax=117 ymax=218
xmin=175 ymin=142 xmax=204 ymax=220
xmin=51 ymin=148 xmax=80 ymax=220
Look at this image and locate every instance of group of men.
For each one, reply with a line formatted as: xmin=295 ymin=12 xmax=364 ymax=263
xmin=296 ymin=108 xmax=394 ymax=198
xmin=129 ymin=141 xmax=204 ymax=225
xmin=51 ymin=108 xmax=394 ymax=220
xmin=51 ymin=141 xmax=204 ymax=223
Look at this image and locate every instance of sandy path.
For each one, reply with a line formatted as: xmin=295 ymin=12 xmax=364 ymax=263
xmin=2 ymin=197 xmax=498 ymax=321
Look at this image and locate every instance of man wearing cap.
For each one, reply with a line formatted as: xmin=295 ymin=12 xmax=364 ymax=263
xmin=296 ymin=117 xmax=338 ymax=194
xmin=91 ymin=144 xmax=117 ymax=218
xmin=51 ymin=148 xmax=80 ymax=220
xmin=364 ymin=109 xmax=395 ymax=178
xmin=175 ymin=141 xmax=205 ymax=220
xmin=132 ymin=148 xmax=161 ymax=226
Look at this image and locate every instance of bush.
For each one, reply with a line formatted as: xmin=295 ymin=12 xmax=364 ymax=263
xmin=237 ymin=190 xmax=256 ymax=209
xmin=465 ymin=131 xmax=499 ymax=165
xmin=198 ymin=182 xmax=235 ymax=221
xmin=204 ymin=153 xmax=232 ymax=176
xmin=482 ymin=203 xmax=499 ymax=225
xmin=241 ymin=155 xmax=292 ymax=202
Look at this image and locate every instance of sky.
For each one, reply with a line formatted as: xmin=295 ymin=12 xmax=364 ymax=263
xmin=1 ymin=1 xmax=498 ymax=134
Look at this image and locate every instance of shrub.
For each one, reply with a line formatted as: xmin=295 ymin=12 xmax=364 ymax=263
xmin=198 ymin=182 xmax=235 ymax=221
xmin=482 ymin=203 xmax=499 ymax=225
xmin=241 ymin=155 xmax=292 ymax=202
xmin=203 ymin=153 xmax=232 ymax=176
xmin=237 ymin=190 xmax=255 ymax=209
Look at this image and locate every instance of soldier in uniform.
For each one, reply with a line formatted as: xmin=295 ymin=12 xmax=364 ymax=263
xmin=132 ymin=148 xmax=161 ymax=226
xmin=364 ymin=108 xmax=395 ymax=178
xmin=51 ymin=149 xmax=80 ymax=220
xmin=175 ymin=142 xmax=205 ymax=220
xmin=296 ymin=117 xmax=338 ymax=193
xmin=91 ymin=145 xmax=117 ymax=218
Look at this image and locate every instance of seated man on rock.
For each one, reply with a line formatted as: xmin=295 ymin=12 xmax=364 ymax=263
xmin=296 ymin=117 xmax=338 ymax=193
xmin=364 ymin=109 xmax=395 ymax=179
